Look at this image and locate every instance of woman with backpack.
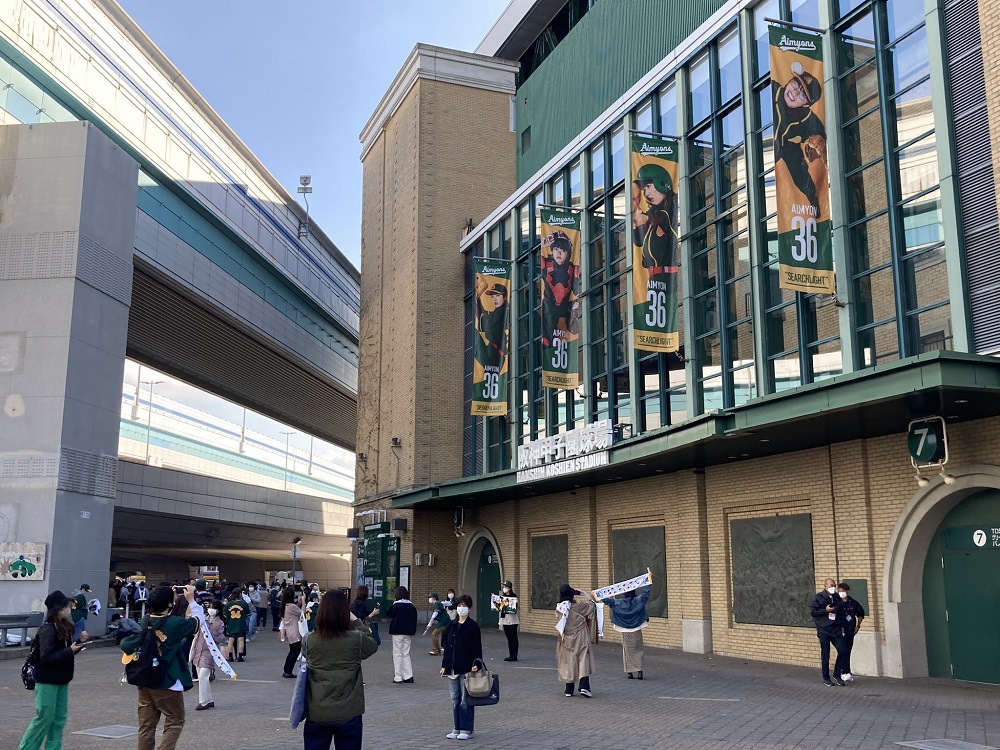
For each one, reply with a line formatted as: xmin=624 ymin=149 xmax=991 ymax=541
xmin=19 ymin=590 xmax=86 ymax=750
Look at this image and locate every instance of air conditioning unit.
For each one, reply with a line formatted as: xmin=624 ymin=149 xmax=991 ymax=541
xmin=426 ymin=554 xmax=436 ymax=567
xmin=347 ymin=528 xmax=360 ymax=540
xmin=414 ymin=553 xmax=424 ymax=566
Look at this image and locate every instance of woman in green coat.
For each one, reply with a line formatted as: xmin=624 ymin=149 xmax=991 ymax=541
xmin=305 ymin=590 xmax=378 ymax=750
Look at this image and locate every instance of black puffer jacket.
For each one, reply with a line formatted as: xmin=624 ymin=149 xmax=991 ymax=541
xmin=33 ymin=620 xmax=75 ymax=685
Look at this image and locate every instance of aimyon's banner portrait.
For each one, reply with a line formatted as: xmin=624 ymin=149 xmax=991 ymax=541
xmin=539 ymin=207 xmax=582 ymax=389
xmin=472 ymin=258 xmax=512 ymax=416
xmin=630 ymin=134 xmax=680 ymax=353
xmin=769 ymin=25 xmax=834 ymax=294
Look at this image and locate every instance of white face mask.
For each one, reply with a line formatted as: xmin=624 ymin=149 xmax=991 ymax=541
xmin=826 ymin=587 xmax=836 ymax=594
xmin=429 ymin=598 xmax=436 ymax=604
xmin=208 ymin=608 xmax=218 ymax=617
xmin=838 ymin=591 xmax=848 ymax=599
xmin=502 ymin=587 xmax=510 ymax=594
xmin=447 ymin=593 xmax=454 ymax=600
xmin=456 ymin=606 xmax=470 ymax=618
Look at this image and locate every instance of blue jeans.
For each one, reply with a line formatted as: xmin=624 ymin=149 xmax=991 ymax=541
xmin=72 ymin=618 xmax=86 ymax=642
xmin=447 ymin=676 xmax=474 ymax=732
xmin=303 ymin=714 xmax=362 ymax=750
xmin=246 ymin=609 xmax=257 ymax=641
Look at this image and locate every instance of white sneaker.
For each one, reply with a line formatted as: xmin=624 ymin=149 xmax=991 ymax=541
xmin=447 ymin=731 xmax=460 ymax=740
xmin=842 ymin=673 xmax=854 ymax=682
xmin=580 ymin=688 xmax=593 ymax=697
xmin=457 ymin=732 xmax=471 ymax=740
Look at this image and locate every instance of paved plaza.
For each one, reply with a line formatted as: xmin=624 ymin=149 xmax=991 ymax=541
xmin=3 ymin=628 xmax=1000 ymax=750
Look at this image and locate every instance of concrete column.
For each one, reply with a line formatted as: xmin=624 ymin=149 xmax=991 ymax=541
xmin=680 ymin=471 xmax=713 ymax=653
xmin=0 ymin=122 xmax=138 ymax=627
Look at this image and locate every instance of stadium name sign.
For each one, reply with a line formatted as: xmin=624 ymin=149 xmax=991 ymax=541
xmin=516 ymin=420 xmax=613 ymax=484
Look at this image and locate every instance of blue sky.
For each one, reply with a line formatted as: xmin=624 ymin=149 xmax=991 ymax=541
xmin=117 ymin=1 xmax=512 ymax=270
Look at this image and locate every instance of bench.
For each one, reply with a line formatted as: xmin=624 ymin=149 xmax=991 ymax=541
xmin=0 ymin=612 xmax=43 ymax=647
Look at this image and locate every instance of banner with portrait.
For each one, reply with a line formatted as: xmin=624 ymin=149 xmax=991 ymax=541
xmin=472 ymin=258 xmax=512 ymax=416
xmin=630 ymin=134 xmax=681 ymax=352
xmin=769 ymin=25 xmax=834 ymax=294
xmin=539 ymin=207 xmax=582 ymax=389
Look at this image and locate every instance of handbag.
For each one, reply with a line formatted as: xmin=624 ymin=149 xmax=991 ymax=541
xmin=464 ymin=674 xmax=500 ymax=707
xmin=288 ymin=659 xmax=308 ymax=729
xmin=463 ymin=658 xmax=492 ymax=698
xmin=21 ymin=635 xmax=39 ymax=691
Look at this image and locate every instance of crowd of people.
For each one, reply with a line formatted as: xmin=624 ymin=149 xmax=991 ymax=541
xmin=20 ymin=573 xmax=866 ymax=748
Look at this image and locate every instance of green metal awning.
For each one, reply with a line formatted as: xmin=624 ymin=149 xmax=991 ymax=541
xmin=388 ymin=351 xmax=1000 ymax=510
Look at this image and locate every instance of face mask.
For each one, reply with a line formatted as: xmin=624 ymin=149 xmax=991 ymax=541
xmin=447 ymin=593 xmax=455 ymax=600
xmin=502 ymin=587 xmax=510 ymax=594
xmin=456 ymin=606 xmax=470 ymax=617
xmin=838 ymin=591 xmax=848 ymax=599
xmin=428 ymin=598 xmax=436 ymax=604
xmin=208 ymin=608 xmax=218 ymax=617
xmin=826 ymin=587 xmax=836 ymax=594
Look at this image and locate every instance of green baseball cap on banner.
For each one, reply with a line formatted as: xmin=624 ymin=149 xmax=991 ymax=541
xmin=633 ymin=163 xmax=672 ymax=194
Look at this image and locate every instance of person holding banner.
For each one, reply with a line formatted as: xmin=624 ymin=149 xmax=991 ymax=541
xmin=555 ymin=584 xmax=596 ymax=698
xmin=599 ymin=571 xmax=652 ymax=680
xmin=191 ymin=599 xmax=226 ymax=710
xmin=495 ymin=580 xmax=519 ymax=662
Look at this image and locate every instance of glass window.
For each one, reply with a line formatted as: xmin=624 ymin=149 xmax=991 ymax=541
xmin=610 ymin=125 xmax=625 ymax=185
xmin=891 ymin=27 xmax=929 ymax=93
xmin=569 ymin=159 xmax=583 ymax=208
xmin=659 ymin=80 xmax=677 ymax=134
xmin=886 ymin=0 xmax=922 ymax=41
xmin=635 ymin=98 xmax=653 ymax=133
xmin=790 ymin=0 xmax=820 ymax=29
xmin=754 ymin=0 xmax=779 ymax=79
xmin=718 ymin=27 xmax=742 ymax=104
xmin=551 ymin=174 xmax=565 ymax=206
xmin=689 ymin=52 xmax=712 ymax=125
xmin=590 ymin=140 xmax=605 ymax=199
xmin=518 ymin=203 xmax=530 ymax=253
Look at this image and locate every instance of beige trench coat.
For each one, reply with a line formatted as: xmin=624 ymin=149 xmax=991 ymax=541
xmin=555 ymin=599 xmax=595 ymax=682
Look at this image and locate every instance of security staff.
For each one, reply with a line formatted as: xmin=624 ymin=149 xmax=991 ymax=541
xmin=810 ymin=577 xmax=847 ymax=686
xmin=837 ymin=582 xmax=866 ymax=683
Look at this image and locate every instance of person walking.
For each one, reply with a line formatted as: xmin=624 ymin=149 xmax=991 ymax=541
xmin=191 ymin=599 xmax=226 ymax=710
xmin=122 ymin=584 xmax=199 ymax=750
xmin=252 ymin=582 xmax=268 ymax=630
xmin=811 ymin=577 xmax=848 ymax=686
xmin=555 ymin=584 xmax=596 ymax=697
xmin=498 ymin=580 xmax=519 ymax=662
xmin=70 ymin=584 xmax=90 ymax=642
xmin=837 ymin=582 xmax=866 ymax=683
xmin=350 ymin=586 xmax=380 ymax=647
xmin=303 ymin=590 xmax=379 ymax=750
xmin=280 ymin=586 xmax=303 ymax=678
xmin=386 ymin=586 xmax=417 ymax=684
xmin=270 ymin=583 xmax=282 ymax=632
xmin=423 ymin=593 xmax=448 ymax=656
xmin=439 ymin=594 xmax=483 ymax=741
xmin=18 ymin=591 xmax=86 ymax=750
xmin=222 ymin=589 xmax=250 ymax=662
xmin=304 ymin=591 xmax=320 ymax=634
xmin=599 ymin=578 xmax=652 ymax=680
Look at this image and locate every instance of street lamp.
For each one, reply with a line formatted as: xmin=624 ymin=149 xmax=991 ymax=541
xmin=279 ymin=431 xmax=296 ymax=491
xmin=140 ymin=379 xmax=164 ymax=464
xmin=291 ymin=537 xmax=302 ymax=586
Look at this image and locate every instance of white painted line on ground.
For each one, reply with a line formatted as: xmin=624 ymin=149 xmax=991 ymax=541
xmin=513 ymin=666 xmax=557 ymax=670
xmin=233 ymin=678 xmax=278 ymax=683
xmin=658 ymin=696 xmax=740 ymax=702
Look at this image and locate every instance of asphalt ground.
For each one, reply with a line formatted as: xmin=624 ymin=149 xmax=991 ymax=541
xmin=3 ymin=625 xmax=1000 ymax=750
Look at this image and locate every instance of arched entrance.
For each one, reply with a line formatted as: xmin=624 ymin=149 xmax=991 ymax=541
xmin=883 ymin=464 xmax=1000 ymax=678
xmin=922 ymin=489 xmax=1000 ymax=682
xmin=459 ymin=529 xmax=503 ymax=628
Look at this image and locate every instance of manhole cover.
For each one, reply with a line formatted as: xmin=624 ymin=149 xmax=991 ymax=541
xmin=897 ymin=741 xmax=997 ymax=750
xmin=73 ymin=725 xmax=138 ymax=739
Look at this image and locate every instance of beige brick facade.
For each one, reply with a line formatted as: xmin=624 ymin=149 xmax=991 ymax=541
xmin=389 ymin=415 xmax=1000 ymax=677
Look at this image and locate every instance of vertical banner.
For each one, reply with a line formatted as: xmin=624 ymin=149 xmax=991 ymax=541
xmin=769 ymin=26 xmax=834 ymax=294
xmin=472 ymin=258 xmax=512 ymax=415
xmin=539 ymin=207 xmax=582 ymax=389
xmin=630 ymin=134 xmax=681 ymax=352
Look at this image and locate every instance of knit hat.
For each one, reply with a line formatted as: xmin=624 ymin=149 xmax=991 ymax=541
xmin=558 ymin=584 xmax=579 ymax=602
xmin=44 ymin=590 xmax=71 ymax=611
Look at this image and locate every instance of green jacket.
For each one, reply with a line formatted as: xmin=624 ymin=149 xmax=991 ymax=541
xmin=305 ymin=620 xmax=378 ymax=724
xmin=222 ymin=600 xmax=250 ymax=636
xmin=269 ymin=588 xmax=281 ymax=607
xmin=304 ymin=601 xmax=319 ymax=632
xmin=121 ymin=613 xmax=198 ymax=691
xmin=71 ymin=593 xmax=88 ymax=624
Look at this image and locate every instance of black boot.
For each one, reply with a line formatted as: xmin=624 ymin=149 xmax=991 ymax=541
xmin=637 ymin=671 xmax=643 ymax=680
xmin=627 ymin=672 xmax=634 ymax=679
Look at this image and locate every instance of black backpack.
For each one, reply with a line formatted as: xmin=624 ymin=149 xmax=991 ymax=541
xmin=21 ymin=635 xmax=40 ymax=690
xmin=124 ymin=625 xmax=164 ymax=688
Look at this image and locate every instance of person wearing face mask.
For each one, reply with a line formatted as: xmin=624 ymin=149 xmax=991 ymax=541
xmin=423 ymin=593 xmax=449 ymax=656
xmin=445 ymin=590 xmax=458 ymax=621
xmin=555 ymin=584 xmax=597 ymax=697
xmin=439 ymin=595 xmax=482 ymax=741
xmin=497 ymin=580 xmax=519 ymax=662
xmin=837 ymin=582 xmax=865 ymax=683
xmin=810 ymin=577 xmax=848 ymax=686
xmin=18 ymin=591 xmax=86 ymax=750
xmin=191 ymin=600 xmax=226 ymax=710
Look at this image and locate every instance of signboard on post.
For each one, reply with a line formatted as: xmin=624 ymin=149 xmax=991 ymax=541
xmin=908 ymin=417 xmax=947 ymax=465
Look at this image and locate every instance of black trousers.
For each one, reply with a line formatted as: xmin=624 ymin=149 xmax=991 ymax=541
xmin=284 ymin=641 xmax=302 ymax=675
xmin=843 ymin=631 xmax=855 ymax=674
xmin=565 ymin=676 xmax=590 ymax=694
xmin=503 ymin=624 xmax=519 ymax=659
xmin=817 ymin=629 xmax=848 ymax=680
xmin=256 ymin=607 xmax=268 ymax=627
xmin=271 ymin=606 xmax=281 ymax=630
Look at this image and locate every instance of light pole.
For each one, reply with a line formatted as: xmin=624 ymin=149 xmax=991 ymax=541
xmin=291 ymin=537 xmax=302 ymax=586
xmin=279 ymin=431 xmax=296 ymax=491
xmin=140 ymin=379 xmax=164 ymax=464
